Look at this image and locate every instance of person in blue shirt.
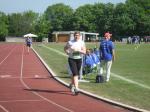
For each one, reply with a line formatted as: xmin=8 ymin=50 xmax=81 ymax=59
xmin=25 ymin=37 xmax=32 ymax=53
xmin=83 ymin=49 xmax=96 ymax=74
xmin=99 ymin=32 xmax=115 ymax=82
xmin=90 ymin=49 xmax=100 ymax=65
xmin=90 ymin=49 xmax=100 ymax=73
xmin=93 ymin=47 xmax=100 ymax=59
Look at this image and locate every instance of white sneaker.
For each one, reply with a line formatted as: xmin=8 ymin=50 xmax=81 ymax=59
xmin=71 ymin=86 xmax=75 ymax=93
xmin=69 ymin=84 xmax=75 ymax=93
xmin=106 ymin=79 xmax=109 ymax=82
xmin=73 ymin=88 xmax=79 ymax=95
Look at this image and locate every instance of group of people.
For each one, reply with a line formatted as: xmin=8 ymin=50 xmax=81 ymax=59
xmin=82 ymin=48 xmax=100 ymax=74
xmin=127 ymin=36 xmax=141 ymax=44
xmin=24 ymin=32 xmax=115 ymax=95
xmin=64 ymin=31 xmax=115 ymax=95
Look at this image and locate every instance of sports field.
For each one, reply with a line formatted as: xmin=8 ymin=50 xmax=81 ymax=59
xmin=33 ymin=42 xmax=150 ymax=111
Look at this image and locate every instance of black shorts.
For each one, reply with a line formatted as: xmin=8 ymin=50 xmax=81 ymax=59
xmin=68 ymin=58 xmax=82 ymax=76
xmin=27 ymin=43 xmax=31 ymax=47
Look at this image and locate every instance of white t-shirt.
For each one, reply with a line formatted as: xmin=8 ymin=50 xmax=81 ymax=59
xmin=67 ymin=40 xmax=85 ymax=59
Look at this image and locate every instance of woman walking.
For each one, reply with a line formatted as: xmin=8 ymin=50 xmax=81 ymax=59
xmin=64 ymin=32 xmax=86 ymax=95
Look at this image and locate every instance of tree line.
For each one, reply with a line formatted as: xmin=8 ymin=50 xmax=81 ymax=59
xmin=0 ymin=0 xmax=150 ymax=41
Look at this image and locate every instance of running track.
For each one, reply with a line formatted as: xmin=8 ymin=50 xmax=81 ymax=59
xmin=0 ymin=43 xmax=131 ymax=112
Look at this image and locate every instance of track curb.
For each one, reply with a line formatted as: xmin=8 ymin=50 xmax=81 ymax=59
xmin=32 ymin=47 xmax=148 ymax=112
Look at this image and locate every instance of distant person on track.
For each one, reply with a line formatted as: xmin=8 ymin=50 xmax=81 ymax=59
xmin=64 ymin=31 xmax=86 ymax=95
xmin=99 ymin=32 xmax=115 ymax=82
xmin=25 ymin=37 xmax=32 ymax=53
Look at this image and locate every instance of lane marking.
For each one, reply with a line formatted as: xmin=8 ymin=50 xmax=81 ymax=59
xmin=0 ymin=105 xmax=9 ymax=112
xmin=20 ymin=45 xmax=73 ymax=112
xmin=0 ymin=75 xmax=11 ymax=78
xmin=111 ymin=73 xmax=150 ymax=89
xmin=0 ymin=46 xmax=16 ymax=66
xmin=34 ymin=45 xmax=149 ymax=112
xmin=42 ymin=44 xmax=150 ymax=90
xmin=34 ymin=75 xmax=39 ymax=78
xmin=42 ymin=45 xmax=67 ymax=57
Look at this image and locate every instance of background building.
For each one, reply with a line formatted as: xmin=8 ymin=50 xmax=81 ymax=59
xmin=52 ymin=31 xmax=99 ymax=42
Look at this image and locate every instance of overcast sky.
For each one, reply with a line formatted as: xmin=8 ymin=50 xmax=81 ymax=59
xmin=0 ymin=0 xmax=126 ymax=14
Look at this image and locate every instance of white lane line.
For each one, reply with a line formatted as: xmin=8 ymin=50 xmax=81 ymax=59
xmin=0 ymin=105 xmax=9 ymax=112
xmin=0 ymin=75 xmax=11 ymax=78
xmin=0 ymin=46 xmax=16 ymax=66
xmin=111 ymin=73 xmax=150 ymax=90
xmin=0 ymin=46 xmax=17 ymax=112
xmin=42 ymin=44 xmax=150 ymax=90
xmin=20 ymin=45 xmax=73 ymax=112
xmin=42 ymin=45 xmax=67 ymax=57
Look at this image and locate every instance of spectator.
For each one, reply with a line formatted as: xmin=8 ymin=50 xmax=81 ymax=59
xmin=99 ymin=32 xmax=115 ymax=82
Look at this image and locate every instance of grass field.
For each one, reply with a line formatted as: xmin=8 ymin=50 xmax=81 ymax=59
xmin=33 ymin=42 xmax=150 ymax=111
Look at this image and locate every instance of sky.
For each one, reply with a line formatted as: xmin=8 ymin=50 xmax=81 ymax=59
xmin=0 ymin=0 xmax=126 ymax=14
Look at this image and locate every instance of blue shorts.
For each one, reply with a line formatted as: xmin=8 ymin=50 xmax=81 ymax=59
xmin=27 ymin=43 xmax=31 ymax=47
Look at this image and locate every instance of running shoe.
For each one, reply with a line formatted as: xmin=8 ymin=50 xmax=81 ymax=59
xmin=106 ymin=78 xmax=109 ymax=82
xmin=69 ymin=83 xmax=73 ymax=88
xmin=74 ymin=88 xmax=79 ymax=95
xmin=69 ymin=84 xmax=75 ymax=93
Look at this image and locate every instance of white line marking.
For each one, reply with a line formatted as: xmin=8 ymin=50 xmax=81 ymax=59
xmin=41 ymin=44 xmax=150 ymax=90
xmin=34 ymin=45 xmax=149 ymax=112
xmin=0 ymin=105 xmax=9 ymax=112
xmin=0 ymin=75 xmax=11 ymax=78
xmin=20 ymin=45 xmax=73 ymax=112
xmin=42 ymin=45 xmax=67 ymax=57
xmin=0 ymin=46 xmax=16 ymax=66
xmin=111 ymin=73 xmax=150 ymax=89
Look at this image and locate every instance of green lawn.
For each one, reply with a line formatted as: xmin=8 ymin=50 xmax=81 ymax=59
xmin=33 ymin=42 xmax=150 ymax=111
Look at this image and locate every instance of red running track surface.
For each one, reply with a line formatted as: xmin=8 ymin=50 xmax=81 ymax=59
xmin=0 ymin=43 xmax=130 ymax=112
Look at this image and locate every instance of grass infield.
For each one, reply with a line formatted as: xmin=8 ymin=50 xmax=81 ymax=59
xmin=33 ymin=42 xmax=150 ymax=111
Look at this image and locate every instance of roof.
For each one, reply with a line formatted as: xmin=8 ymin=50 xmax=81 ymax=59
xmin=52 ymin=31 xmax=99 ymax=35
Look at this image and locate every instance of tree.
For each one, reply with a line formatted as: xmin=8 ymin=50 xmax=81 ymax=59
xmin=34 ymin=14 xmax=51 ymax=41
xmin=8 ymin=13 xmax=23 ymax=36
xmin=93 ymin=3 xmax=114 ymax=36
xmin=113 ymin=3 xmax=135 ymax=36
xmin=21 ymin=11 xmax=38 ymax=35
xmin=8 ymin=11 xmax=38 ymax=36
xmin=45 ymin=3 xmax=73 ymax=31
xmin=73 ymin=4 xmax=96 ymax=32
xmin=126 ymin=0 xmax=150 ymax=35
xmin=0 ymin=12 xmax=8 ymax=41
xmin=126 ymin=0 xmax=150 ymax=14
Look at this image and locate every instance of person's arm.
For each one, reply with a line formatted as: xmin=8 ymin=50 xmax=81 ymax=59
xmin=64 ymin=42 xmax=70 ymax=54
xmin=99 ymin=45 xmax=102 ymax=60
xmin=71 ymin=42 xmax=86 ymax=54
xmin=80 ymin=45 xmax=86 ymax=54
xmin=25 ymin=38 xmax=27 ymax=44
xmin=112 ymin=49 xmax=115 ymax=62
xmin=79 ymin=42 xmax=86 ymax=54
xmin=111 ymin=42 xmax=115 ymax=62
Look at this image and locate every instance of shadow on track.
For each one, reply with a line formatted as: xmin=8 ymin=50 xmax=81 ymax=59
xmin=24 ymin=88 xmax=73 ymax=96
